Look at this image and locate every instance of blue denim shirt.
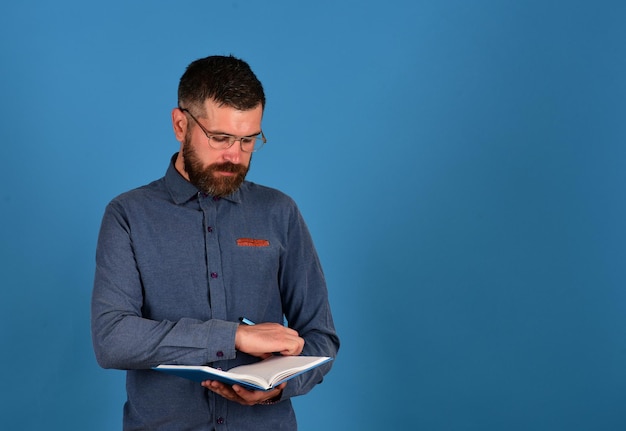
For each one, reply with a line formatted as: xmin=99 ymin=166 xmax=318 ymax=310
xmin=91 ymin=155 xmax=339 ymax=430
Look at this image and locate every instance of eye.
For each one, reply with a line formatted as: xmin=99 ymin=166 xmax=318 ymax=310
xmin=240 ymin=137 xmax=255 ymax=145
xmin=210 ymin=135 xmax=231 ymax=144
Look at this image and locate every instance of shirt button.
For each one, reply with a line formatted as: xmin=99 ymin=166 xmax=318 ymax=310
xmin=210 ymin=272 xmax=218 ymax=279
xmin=207 ymin=226 xmax=213 ymax=233
xmin=216 ymin=417 xmax=225 ymax=424
xmin=216 ymin=351 xmax=224 ymax=358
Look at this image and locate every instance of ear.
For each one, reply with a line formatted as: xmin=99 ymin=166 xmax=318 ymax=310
xmin=172 ymin=107 xmax=188 ymax=143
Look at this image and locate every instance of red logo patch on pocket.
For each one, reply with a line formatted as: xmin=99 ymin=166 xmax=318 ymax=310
xmin=236 ymin=238 xmax=270 ymax=247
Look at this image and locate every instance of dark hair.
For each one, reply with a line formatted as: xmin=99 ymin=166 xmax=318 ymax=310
xmin=178 ymin=55 xmax=265 ymax=114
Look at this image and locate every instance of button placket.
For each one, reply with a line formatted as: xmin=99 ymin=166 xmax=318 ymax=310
xmin=200 ymin=194 xmax=227 ymax=320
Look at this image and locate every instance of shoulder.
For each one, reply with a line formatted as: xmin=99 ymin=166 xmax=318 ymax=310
xmin=106 ymin=177 xmax=167 ymax=212
xmin=236 ymin=182 xmax=306 ymax=225
xmin=238 ymin=181 xmax=297 ymax=208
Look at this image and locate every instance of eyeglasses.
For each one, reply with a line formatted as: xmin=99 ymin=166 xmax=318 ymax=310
xmin=179 ymin=107 xmax=266 ymax=153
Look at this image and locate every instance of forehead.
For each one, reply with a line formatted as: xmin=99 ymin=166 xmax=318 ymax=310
xmin=200 ymin=99 xmax=263 ymax=134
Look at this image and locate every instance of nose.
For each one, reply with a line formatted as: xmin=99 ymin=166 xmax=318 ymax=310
xmin=222 ymin=139 xmax=243 ymax=164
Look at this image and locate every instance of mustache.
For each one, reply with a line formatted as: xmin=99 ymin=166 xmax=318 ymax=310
xmin=210 ymin=162 xmax=247 ymax=173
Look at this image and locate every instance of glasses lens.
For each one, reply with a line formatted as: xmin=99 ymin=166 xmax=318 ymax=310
xmin=207 ymin=133 xmax=265 ymax=152
xmin=208 ymin=135 xmax=232 ymax=148
xmin=246 ymin=135 xmax=265 ymax=152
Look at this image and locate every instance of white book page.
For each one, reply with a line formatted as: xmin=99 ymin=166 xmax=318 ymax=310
xmin=229 ymin=356 xmax=330 ymax=386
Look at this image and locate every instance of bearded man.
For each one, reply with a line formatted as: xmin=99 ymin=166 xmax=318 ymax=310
xmin=91 ymin=55 xmax=339 ymax=431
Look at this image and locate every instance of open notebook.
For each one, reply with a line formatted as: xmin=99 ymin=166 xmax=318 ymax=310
xmin=154 ymin=355 xmax=332 ymax=391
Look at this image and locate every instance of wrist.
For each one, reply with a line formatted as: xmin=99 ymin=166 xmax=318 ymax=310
xmin=259 ymin=392 xmax=282 ymax=405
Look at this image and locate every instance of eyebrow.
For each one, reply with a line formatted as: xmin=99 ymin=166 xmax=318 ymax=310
xmin=206 ymin=129 xmax=263 ymax=138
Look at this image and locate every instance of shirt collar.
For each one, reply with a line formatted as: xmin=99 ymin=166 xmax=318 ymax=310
xmin=164 ymin=153 xmax=243 ymax=205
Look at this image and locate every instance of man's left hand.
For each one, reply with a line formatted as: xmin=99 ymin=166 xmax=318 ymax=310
xmin=201 ymin=380 xmax=285 ymax=406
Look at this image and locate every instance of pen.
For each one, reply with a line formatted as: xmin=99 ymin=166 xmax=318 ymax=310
xmin=239 ymin=317 xmax=255 ymax=326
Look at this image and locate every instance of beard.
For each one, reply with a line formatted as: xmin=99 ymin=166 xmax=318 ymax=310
xmin=182 ymin=135 xmax=250 ymax=197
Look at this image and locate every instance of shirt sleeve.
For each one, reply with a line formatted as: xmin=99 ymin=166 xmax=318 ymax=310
xmin=91 ymin=200 xmax=239 ymax=370
xmin=276 ymin=202 xmax=341 ymax=399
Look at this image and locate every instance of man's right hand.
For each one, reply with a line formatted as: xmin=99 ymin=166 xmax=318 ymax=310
xmin=235 ymin=322 xmax=304 ymax=358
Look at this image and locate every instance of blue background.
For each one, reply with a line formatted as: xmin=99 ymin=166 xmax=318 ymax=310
xmin=1 ymin=1 xmax=625 ymax=430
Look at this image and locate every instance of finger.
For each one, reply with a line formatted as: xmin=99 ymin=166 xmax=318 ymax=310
xmin=232 ymin=387 xmax=280 ymax=406
xmin=206 ymin=382 xmax=249 ymax=404
xmin=231 ymin=385 xmax=265 ymax=406
xmin=203 ymin=381 xmax=234 ymax=397
xmin=279 ymin=337 xmax=305 ymax=356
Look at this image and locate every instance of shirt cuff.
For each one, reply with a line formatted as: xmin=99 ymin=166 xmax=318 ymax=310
xmin=206 ymin=319 xmax=239 ymax=363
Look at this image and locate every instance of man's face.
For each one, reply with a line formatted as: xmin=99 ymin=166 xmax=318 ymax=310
xmin=173 ymin=99 xmax=263 ymax=197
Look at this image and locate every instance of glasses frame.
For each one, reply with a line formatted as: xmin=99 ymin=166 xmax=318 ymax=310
xmin=178 ymin=107 xmax=266 ymax=153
